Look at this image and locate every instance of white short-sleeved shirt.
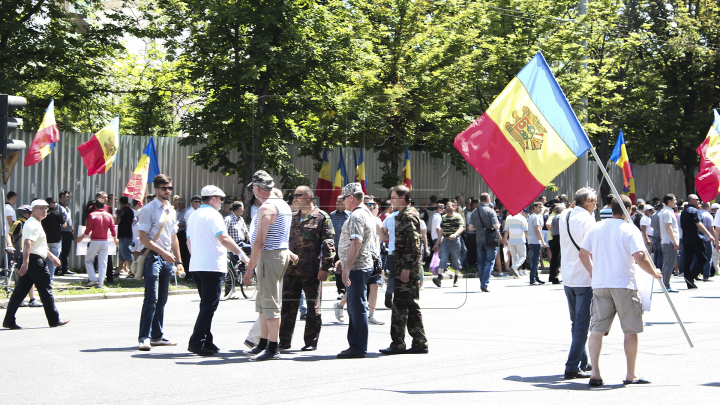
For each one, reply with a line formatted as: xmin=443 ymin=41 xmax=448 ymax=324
xmin=22 ymin=217 xmax=48 ymax=258
xmin=659 ymin=207 xmax=678 ymax=244
xmin=640 ymin=215 xmax=653 ymax=237
xmin=581 ymin=219 xmax=647 ymax=290
xmin=382 ymin=211 xmax=399 ymax=254
xmin=187 ymin=205 xmax=228 ymax=273
xmin=527 ymin=213 xmax=543 ymax=245
xmin=137 ymin=198 xmax=178 ymax=251
xmin=559 ymin=207 xmax=596 ymax=287
xmin=431 ymin=212 xmax=442 ymax=240
xmin=505 ymin=213 xmax=528 ymax=245
xmin=5 ymin=204 xmax=16 ymax=235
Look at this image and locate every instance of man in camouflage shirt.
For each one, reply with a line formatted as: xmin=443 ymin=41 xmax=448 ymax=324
xmin=380 ymin=185 xmax=428 ymax=355
xmin=278 ymin=186 xmax=336 ymax=351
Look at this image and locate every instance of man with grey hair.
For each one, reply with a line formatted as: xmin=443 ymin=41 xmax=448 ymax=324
xmin=335 ymin=183 xmax=375 ymax=358
xmin=557 ymin=187 xmax=597 ymax=379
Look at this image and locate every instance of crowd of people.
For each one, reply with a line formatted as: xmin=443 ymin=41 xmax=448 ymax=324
xmin=2 ymin=175 xmax=711 ymax=378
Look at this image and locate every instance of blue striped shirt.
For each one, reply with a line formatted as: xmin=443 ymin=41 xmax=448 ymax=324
xmin=249 ymin=198 xmax=291 ymax=250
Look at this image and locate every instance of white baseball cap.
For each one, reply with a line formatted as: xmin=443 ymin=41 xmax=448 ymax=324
xmin=712 ymin=203 xmax=720 ymax=210
xmin=201 ymin=185 xmax=226 ymax=198
xmin=30 ymin=199 xmax=49 ymax=208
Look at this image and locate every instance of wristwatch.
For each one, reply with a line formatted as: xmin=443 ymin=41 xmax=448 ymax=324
xmin=175 ymin=262 xmax=183 ymax=266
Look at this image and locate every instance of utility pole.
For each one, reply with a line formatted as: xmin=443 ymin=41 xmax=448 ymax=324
xmin=574 ymin=0 xmax=589 ymax=191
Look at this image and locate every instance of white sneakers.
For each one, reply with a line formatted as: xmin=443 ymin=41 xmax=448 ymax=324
xmin=334 ymin=302 xmax=344 ymax=322
xmin=138 ymin=338 xmax=151 ymax=351
xmin=368 ymin=314 xmax=385 ymax=325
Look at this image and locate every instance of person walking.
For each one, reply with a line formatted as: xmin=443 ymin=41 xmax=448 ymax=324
xmin=503 ymin=209 xmax=528 ymax=278
xmin=660 ymin=195 xmax=680 ymax=292
xmin=380 ymin=185 xmax=427 ymax=355
xmin=470 ymin=193 xmax=499 ymax=292
xmin=243 ymin=171 xmax=294 ymax=361
xmin=558 ymin=187 xmax=597 ymax=379
xmin=278 ymin=186 xmax=336 ymax=352
xmin=579 ymin=195 xmax=662 ymax=386
xmin=334 ymin=183 xmax=375 ymax=359
xmin=137 ymin=174 xmax=183 ymax=351
xmin=76 ymin=199 xmax=118 ymax=288
xmin=432 ymin=200 xmax=464 ymax=287
xmin=3 ymin=200 xmax=70 ymax=329
xmin=527 ymin=202 xmax=547 ymax=285
xmin=679 ymin=194 xmax=715 ymax=289
xmin=186 ymin=185 xmax=245 ymax=356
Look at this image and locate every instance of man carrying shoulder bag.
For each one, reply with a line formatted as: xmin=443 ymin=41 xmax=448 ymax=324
xmin=470 ymin=193 xmax=500 ymax=292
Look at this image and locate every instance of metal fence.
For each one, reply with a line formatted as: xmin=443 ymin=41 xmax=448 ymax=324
xmin=6 ymin=130 xmax=690 ymax=267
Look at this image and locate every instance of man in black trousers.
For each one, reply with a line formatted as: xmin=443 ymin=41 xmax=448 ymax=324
xmin=3 ymin=199 xmax=70 ymax=329
xmin=57 ymin=190 xmax=75 ymax=275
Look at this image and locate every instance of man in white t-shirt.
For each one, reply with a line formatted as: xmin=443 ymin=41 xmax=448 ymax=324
xmin=503 ymin=209 xmax=528 ymax=278
xmin=5 ymin=191 xmax=17 ymax=236
xmin=579 ymin=195 xmax=661 ymax=387
xmin=430 ymin=203 xmax=444 ymax=246
xmin=640 ymin=206 xmax=654 ymax=249
xmin=659 ymin=194 xmax=679 ymax=292
xmin=558 ymin=187 xmax=598 ymax=379
xmin=186 ymin=185 xmax=246 ymax=356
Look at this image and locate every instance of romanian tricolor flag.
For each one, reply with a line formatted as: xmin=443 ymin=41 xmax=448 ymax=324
xmin=402 ymin=146 xmax=411 ymax=190
xmin=24 ymin=100 xmax=59 ymax=167
xmin=696 ymin=109 xmax=720 ymax=202
xmin=78 ymin=116 xmax=120 ymax=176
xmin=609 ymin=130 xmax=635 ymax=204
xmin=123 ymin=137 xmax=160 ymax=203
xmin=329 ymin=148 xmax=350 ymax=204
xmin=315 ymin=148 xmax=333 ymax=213
xmin=355 ymin=150 xmax=368 ymax=194
xmin=454 ymin=51 xmax=591 ymax=215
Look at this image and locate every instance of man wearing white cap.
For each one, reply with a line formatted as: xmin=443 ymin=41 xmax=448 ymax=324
xmin=186 ymin=185 xmax=247 ymax=356
xmin=3 ymin=199 xmax=70 ymax=329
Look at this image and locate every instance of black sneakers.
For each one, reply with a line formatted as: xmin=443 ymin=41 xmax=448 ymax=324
xmin=250 ymin=349 xmax=280 ymax=361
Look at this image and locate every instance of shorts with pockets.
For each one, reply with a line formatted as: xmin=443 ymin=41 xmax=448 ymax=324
xmin=589 ymin=288 xmax=644 ymax=334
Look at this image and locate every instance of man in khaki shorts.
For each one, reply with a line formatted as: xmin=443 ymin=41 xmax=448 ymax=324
xmin=579 ymin=195 xmax=662 ymax=387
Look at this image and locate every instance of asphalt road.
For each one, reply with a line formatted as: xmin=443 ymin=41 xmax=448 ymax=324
xmin=2 ymin=273 xmax=718 ymax=404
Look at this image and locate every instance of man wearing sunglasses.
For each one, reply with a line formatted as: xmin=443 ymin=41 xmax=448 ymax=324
xmin=136 ymin=174 xmax=183 ymax=351
xmin=278 ymin=186 xmax=336 ymax=352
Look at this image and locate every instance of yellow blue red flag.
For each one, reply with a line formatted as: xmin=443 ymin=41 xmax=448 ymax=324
xmin=696 ymin=109 xmax=720 ymax=202
xmin=24 ymin=100 xmax=59 ymax=167
xmin=609 ymin=130 xmax=636 ymax=204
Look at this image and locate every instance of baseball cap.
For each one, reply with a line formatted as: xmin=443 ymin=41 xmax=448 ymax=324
xmin=341 ymin=183 xmax=363 ymax=198
xmin=201 ymin=185 xmax=226 ymax=198
xmin=712 ymin=203 xmax=720 ymax=210
xmin=636 ymin=198 xmax=645 ymax=204
xmin=644 ymin=205 xmax=654 ymax=211
xmin=522 ymin=208 xmax=530 ymax=213
xmin=17 ymin=205 xmax=31 ymax=213
xmin=246 ymin=170 xmax=274 ymax=191
xmin=177 ymin=197 xmax=186 ymax=204
xmin=31 ymin=199 xmax=49 ymax=208
xmin=191 ymin=195 xmax=202 ymax=202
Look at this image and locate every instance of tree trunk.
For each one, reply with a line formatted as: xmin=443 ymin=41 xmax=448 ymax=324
xmin=682 ymin=163 xmax=696 ymax=198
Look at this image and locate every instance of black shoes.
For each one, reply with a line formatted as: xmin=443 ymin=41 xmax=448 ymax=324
xmin=250 ymin=350 xmax=280 ymax=361
xmin=204 ymin=342 xmax=220 ymax=353
xmin=244 ymin=339 xmax=256 ymax=349
xmin=481 ymin=287 xmax=490 ymax=292
xmin=588 ymin=379 xmax=603 ymax=387
xmin=301 ymin=345 xmax=317 ymax=351
xmin=536 ymin=280 xmax=545 ymax=285
xmin=406 ymin=347 xmax=429 ymax=354
xmin=432 ymin=277 xmax=441 ymax=287
xmin=245 ymin=346 xmax=263 ymax=355
xmin=337 ymin=349 xmax=365 ymax=359
xmin=50 ymin=319 xmax=70 ymax=327
xmin=299 ymin=314 xmax=307 ymax=320
xmin=278 ymin=343 xmax=291 ymax=351
xmin=188 ymin=346 xmax=215 ymax=356
xmin=2 ymin=322 xmax=21 ymax=330
xmin=564 ymin=370 xmax=591 ymax=379
xmin=379 ymin=346 xmax=406 ymax=355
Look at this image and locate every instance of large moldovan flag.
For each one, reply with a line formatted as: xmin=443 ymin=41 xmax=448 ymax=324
xmin=78 ymin=115 xmax=120 ymax=176
xmin=696 ymin=109 xmax=720 ymax=203
xmin=24 ymin=100 xmax=60 ymax=167
xmin=123 ymin=137 xmax=160 ymax=203
xmin=315 ymin=148 xmax=333 ymax=213
xmin=454 ymin=51 xmax=592 ymax=215
xmin=609 ymin=130 xmax=636 ymax=204
xmin=329 ymin=148 xmax=350 ymax=204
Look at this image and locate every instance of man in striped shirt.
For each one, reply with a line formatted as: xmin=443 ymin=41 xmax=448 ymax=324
xmin=503 ymin=209 xmax=528 ymax=278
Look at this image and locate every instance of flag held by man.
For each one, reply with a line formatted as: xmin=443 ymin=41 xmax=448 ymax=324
xmin=123 ymin=137 xmax=160 ymax=203
xmin=454 ymin=51 xmax=591 ymax=215
xmin=402 ymin=146 xmax=411 ymax=190
xmin=24 ymin=100 xmax=59 ymax=167
xmin=78 ymin=115 xmax=120 ymax=176
xmin=609 ymin=130 xmax=636 ymax=204
xmin=696 ymin=109 xmax=720 ymax=202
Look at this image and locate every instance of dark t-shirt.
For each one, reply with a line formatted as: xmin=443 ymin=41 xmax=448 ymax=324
xmin=680 ymin=205 xmax=702 ymax=243
xmin=41 ymin=208 xmax=64 ymax=243
xmin=117 ymin=206 xmax=135 ymax=238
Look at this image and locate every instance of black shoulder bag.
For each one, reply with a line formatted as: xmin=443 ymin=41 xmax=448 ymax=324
xmin=566 ymin=211 xmax=581 ymax=251
xmin=478 ymin=209 xmax=500 ymax=248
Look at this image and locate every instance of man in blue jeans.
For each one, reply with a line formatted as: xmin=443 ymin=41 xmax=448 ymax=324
xmin=137 ymin=174 xmax=183 ymax=351
xmin=470 ymin=193 xmax=499 ymax=292
xmin=557 ymin=187 xmax=597 ymax=379
xmin=432 ymin=200 xmax=465 ymax=288
xmin=527 ymin=202 xmax=546 ymax=285
xmin=335 ymin=183 xmax=375 ymax=359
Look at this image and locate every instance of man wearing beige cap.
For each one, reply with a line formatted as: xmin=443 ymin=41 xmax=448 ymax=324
xmin=3 ymin=199 xmax=69 ymax=329
xmin=335 ymin=183 xmax=375 ymax=358
xmin=186 ymin=185 xmax=246 ymax=356
xmin=243 ymin=170 xmax=296 ymax=361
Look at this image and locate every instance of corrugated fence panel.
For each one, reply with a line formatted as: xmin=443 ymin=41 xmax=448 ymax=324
xmin=5 ymin=131 xmax=690 ymax=267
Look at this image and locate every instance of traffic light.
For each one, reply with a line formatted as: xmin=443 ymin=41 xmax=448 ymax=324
xmin=0 ymin=94 xmax=28 ymax=159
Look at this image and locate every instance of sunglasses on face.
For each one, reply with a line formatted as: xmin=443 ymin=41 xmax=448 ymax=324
xmin=192 ymin=200 xmax=201 ymax=203
xmin=292 ymin=193 xmax=307 ymax=199
xmin=159 ymin=187 xmax=173 ymax=191
xmin=365 ymin=203 xmax=376 ymax=208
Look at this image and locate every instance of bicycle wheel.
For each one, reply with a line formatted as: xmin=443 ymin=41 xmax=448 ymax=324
xmin=239 ymin=271 xmax=257 ymax=299
xmin=220 ymin=270 xmax=235 ymax=301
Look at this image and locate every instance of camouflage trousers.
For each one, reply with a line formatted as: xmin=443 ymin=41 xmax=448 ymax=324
xmin=390 ymin=277 xmax=427 ymax=350
xmin=279 ymin=275 xmax=322 ymax=347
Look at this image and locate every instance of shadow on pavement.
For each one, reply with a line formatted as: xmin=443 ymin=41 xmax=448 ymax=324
xmin=80 ymin=347 xmax=139 ymax=352
xmin=364 ymin=388 xmax=490 ymax=394
xmin=700 ymin=382 xmax=720 ymax=387
xmin=504 ymin=375 xmax=625 ymax=391
xmin=690 ymin=296 xmax=720 ymax=299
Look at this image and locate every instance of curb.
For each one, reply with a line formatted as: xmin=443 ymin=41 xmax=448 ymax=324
xmin=54 ymin=289 xmax=198 ymax=302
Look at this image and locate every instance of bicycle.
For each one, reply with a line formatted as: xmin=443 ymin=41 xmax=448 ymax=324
xmin=220 ymin=250 xmax=257 ymax=301
xmin=0 ymin=259 xmax=19 ymax=307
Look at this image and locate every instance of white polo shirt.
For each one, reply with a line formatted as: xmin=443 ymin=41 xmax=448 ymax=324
xmin=186 ymin=205 xmax=228 ymax=273
xmin=558 ymin=207 xmax=595 ymax=287
xmin=22 ymin=217 xmax=48 ymax=258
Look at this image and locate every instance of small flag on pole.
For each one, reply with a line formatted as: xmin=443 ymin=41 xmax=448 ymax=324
xmin=24 ymin=100 xmax=59 ymax=167
xmin=315 ymin=148 xmax=333 ymax=213
xmin=123 ymin=137 xmax=160 ymax=203
xmin=454 ymin=51 xmax=591 ymax=215
xmin=402 ymin=146 xmax=411 ymax=190
xmin=355 ymin=150 xmax=368 ymax=194
xmin=329 ymin=148 xmax=350 ymax=204
xmin=609 ymin=130 xmax=636 ymax=204
xmin=78 ymin=115 xmax=120 ymax=176
xmin=696 ymin=109 xmax=720 ymax=202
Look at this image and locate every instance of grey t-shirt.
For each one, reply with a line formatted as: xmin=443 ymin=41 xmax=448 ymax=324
xmin=470 ymin=204 xmax=499 ymax=242
xmin=527 ymin=213 xmax=544 ymax=245
xmin=650 ymin=211 xmax=661 ymax=241
xmin=337 ymin=205 xmax=374 ymax=271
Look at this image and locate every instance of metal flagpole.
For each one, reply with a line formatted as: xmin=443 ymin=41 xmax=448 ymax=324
xmin=588 ymin=145 xmax=694 ymax=348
